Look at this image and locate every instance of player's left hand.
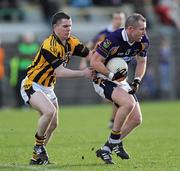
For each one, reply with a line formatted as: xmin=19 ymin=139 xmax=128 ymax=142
xmin=129 ymin=78 xmax=141 ymax=94
xmin=111 ymin=69 xmax=127 ymax=81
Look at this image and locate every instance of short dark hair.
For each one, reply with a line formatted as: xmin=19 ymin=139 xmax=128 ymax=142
xmin=125 ymin=13 xmax=146 ymax=28
xmin=51 ymin=11 xmax=70 ymax=26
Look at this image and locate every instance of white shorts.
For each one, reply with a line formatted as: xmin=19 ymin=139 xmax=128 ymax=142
xmin=20 ymin=78 xmax=57 ymax=105
xmin=93 ymin=79 xmax=133 ymax=101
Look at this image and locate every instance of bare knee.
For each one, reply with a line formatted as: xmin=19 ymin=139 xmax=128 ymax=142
xmin=132 ymin=116 xmax=142 ymax=127
xmin=43 ymin=106 xmax=56 ymax=119
xmin=50 ymin=119 xmax=58 ymax=131
xmin=124 ymin=101 xmax=136 ymax=114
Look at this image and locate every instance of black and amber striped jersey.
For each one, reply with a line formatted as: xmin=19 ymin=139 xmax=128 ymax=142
xmin=24 ymin=33 xmax=89 ymax=88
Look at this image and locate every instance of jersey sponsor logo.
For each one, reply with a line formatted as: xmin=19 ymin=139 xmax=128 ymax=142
xmin=103 ymin=39 xmax=111 ymax=49
xmin=110 ymin=46 xmax=119 ymax=55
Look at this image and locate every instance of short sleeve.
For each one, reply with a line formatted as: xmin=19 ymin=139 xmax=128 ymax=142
xmin=96 ymin=37 xmax=113 ymax=58
xmin=70 ymin=36 xmax=89 ymax=57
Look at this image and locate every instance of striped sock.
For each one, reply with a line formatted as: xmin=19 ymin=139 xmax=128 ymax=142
xmin=35 ymin=133 xmax=46 ymax=146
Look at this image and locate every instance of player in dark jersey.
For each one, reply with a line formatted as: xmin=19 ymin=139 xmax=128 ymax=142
xmin=20 ymin=11 xmax=93 ymax=165
xmin=90 ymin=13 xmax=149 ymax=164
xmin=80 ymin=11 xmax=126 ymax=128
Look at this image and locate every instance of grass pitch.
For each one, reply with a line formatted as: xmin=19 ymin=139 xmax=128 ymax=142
xmin=0 ymin=101 xmax=180 ymax=171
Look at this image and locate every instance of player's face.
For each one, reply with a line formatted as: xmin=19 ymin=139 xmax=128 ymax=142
xmin=54 ymin=18 xmax=72 ymax=40
xmin=112 ymin=13 xmax=125 ymax=30
xmin=129 ymin=20 xmax=146 ymax=42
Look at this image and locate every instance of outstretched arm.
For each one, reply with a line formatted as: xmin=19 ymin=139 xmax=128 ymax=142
xmin=54 ymin=64 xmax=92 ymax=79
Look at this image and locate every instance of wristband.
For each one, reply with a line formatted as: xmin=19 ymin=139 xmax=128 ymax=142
xmin=108 ymin=72 xmax=114 ymax=80
xmin=134 ymin=77 xmax=141 ymax=82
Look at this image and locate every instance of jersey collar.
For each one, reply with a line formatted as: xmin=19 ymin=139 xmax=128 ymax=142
xmin=52 ymin=32 xmax=69 ymax=46
xmin=122 ymin=29 xmax=135 ymax=46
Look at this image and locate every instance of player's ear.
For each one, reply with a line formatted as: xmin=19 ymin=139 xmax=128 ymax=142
xmin=53 ymin=24 xmax=56 ymax=29
xmin=128 ymin=26 xmax=134 ymax=31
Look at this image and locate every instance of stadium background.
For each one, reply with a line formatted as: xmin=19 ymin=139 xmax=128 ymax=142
xmin=0 ymin=0 xmax=180 ymax=107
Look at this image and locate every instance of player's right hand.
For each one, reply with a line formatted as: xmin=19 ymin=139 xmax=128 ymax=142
xmin=129 ymin=78 xmax=141 ymax=94
xmin=109 ymin=69 xmax=127 ymax=81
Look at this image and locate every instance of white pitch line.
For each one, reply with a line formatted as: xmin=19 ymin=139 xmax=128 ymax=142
xmin=0 ymin=164 xmax=62 ymax=171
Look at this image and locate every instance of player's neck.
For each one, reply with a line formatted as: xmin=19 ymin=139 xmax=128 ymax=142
xmin=126 ymin=32 xmax=134 ymax=43
xmin=53 ymin=32 xmax=66 ymax=45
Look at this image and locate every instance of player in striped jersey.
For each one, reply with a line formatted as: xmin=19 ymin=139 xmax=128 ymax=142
xmin=20 ymin=11 xmax=93 ymax=165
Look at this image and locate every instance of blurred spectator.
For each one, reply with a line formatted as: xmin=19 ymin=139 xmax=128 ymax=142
xmin=69 ymin=0 xmax=93 ymax=21
xmin=93 ymin=0 xmax=122 ymax=6
xmin=0 ymin=0 xmax=24 ymax=21
xmin=0 ymin=42 xmax=5 ymax=108
xmin=154 ymin=0 xmax=180 ymax=30
xmin=131 ymin=0 xmax=156 ymax=29
xmin=70 ymin=0 xmax=93 ymax=7
xmin=40 ymin=0 xmax=61 ymax=25
xmin=9 ymin=33 xmax=39 ymax=107
xmin=158 ymin=36 xmax=172 ymax=98
xmin=140 ymin=66 xmax=157 ymax=99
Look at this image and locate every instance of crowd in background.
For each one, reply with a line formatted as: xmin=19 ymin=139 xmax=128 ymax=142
xmin=0 ymin=0 xmax=180 ymax=108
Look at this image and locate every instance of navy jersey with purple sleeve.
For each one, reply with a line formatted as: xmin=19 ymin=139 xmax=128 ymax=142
xmin=96 ymin=28 xmax=149 ymax=64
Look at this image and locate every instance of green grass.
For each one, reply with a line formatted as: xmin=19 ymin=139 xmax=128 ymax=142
xmin=0 ymin=101 xmax=180 ymax=171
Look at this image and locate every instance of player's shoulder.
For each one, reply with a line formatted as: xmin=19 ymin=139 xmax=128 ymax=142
xmin=42 ymin=34 xmax=57 ymax=48
xmin=98 ymin=28 xmax=110 ymax=36
xmin=68 ymin=35 xmax=81 ymax=45
xmin=69 ymin=35 xmax=80 ymax=42
xmin=105 ymin=28 xmax=124 ymax=43
xmin=41 ymin=34 xmax=60 ymax=56
xmin=141 ymin=33 xmax=149 ymax=44
xmin=141 ymin=33 xmax=149 ymax=49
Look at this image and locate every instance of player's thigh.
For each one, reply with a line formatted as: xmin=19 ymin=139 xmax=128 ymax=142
xmin=128 ymin=102 xmax=142 ymax=123
xmin=30 ymin=91 xmax=56 ymax=115
xmin=112 ymin=87 xmax=136 ymax=107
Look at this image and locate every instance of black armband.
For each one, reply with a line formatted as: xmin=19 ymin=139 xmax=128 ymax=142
xmin=73 ymin=44 xmax=89 ymax=57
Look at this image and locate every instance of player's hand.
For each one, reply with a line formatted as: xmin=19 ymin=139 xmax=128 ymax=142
xmin=129 ymin=78 xmax=141 ymax=94
xmin=109 ymin=69 xmax=127 ymax=81
xmin=83 ymin=67 xmax=94 ymax=79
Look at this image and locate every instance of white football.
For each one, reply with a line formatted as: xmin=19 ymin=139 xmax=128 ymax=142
xmin=106 ymin=57 xmax=128 ymax=74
